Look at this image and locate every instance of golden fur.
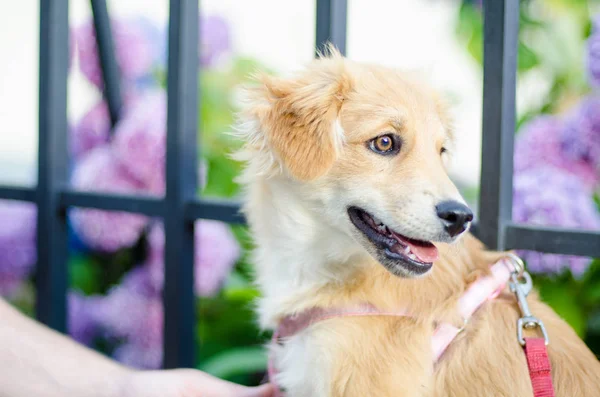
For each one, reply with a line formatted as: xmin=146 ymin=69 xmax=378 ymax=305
xmin=234 ymin=48 xmax=600 ymax=396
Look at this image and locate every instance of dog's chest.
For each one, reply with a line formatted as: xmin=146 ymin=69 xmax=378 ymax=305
xmin=271 ymin=330 xmax=332 ymax=397
xmin=271 ymin=317 xmax=435 ymax=397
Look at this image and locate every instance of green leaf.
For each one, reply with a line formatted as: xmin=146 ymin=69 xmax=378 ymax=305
xmin=537 ymin=277 xmax=587 ymax=337
xmin=224 ymin=285 xmax=260 ymax=302
xmin=69 ymin=255 xmax=102 ymax=295
xmin=455 ymin=4 xmax=483 ymax=64
xmin=9 ymin=281 xmax=36 ymax=317
xmin=517 ymin=41 xmax=539 ymax=71
xmin=200 ymin=346 xmax=268 ymax=379
xmin=580 ymin=259 xmax=600 ymax=305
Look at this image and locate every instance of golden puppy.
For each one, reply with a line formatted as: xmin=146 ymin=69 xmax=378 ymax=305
xmin=233 ymin=47 xmax=600 ymax=396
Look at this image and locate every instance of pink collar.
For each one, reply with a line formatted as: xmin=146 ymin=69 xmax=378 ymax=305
xmin=268 ymin=258 xmax=516 ymax=393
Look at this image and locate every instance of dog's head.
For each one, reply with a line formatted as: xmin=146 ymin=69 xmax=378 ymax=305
xmin=238 ymin=48 xmax=472 ymax=278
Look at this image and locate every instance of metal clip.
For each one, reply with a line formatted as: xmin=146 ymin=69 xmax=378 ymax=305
xmin=509 ymin=269 xmax=549 ymax=346
xmin=505 ymin=252 xmax=525 ymax=276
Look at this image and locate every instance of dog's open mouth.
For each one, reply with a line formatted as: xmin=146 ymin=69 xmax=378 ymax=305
xmin=348 ymin=207 xmax=438 ymax=276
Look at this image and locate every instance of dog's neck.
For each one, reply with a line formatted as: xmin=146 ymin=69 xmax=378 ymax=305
xmin=244 ymin=176 xmax=363 ymax=327
xmin=245 ymin=175 xmax=497 ymax=330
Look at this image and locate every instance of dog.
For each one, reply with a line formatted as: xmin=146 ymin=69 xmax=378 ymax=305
xmin=233 ymin=47 xmax=600 ymax=396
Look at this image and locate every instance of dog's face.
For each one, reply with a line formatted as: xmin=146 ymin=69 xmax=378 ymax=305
xmin=244 ymin=51 xmax=472 ymax=278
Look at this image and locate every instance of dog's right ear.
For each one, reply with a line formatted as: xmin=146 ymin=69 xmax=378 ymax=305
xmin=242 ymin=52 xmax=353 ymax=181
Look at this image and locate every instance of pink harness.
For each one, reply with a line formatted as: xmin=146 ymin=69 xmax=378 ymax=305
xmin=268 ymin=256 xmax=554 ymax=396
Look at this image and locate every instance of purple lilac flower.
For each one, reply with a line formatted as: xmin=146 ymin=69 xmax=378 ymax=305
xmin=512 ymin=166 xmax=600 ymax=276
xmin=69 ymin=147 xmax=149 ymax=252
xmin=0 ymin=201 xmax=36 ymax=297
xmin=112 ymin=92 xmax=208 ymax=196
xmin=75 ymin=17 xmax=158 ymax=89
xmin=559 ymin=97 xmax=600 ymax=177
xmin=68 ymin=291 xmax=103 ymax=345
xmin=70 ymin=92 xmax=138 ymax=159
xmin=113 ymin=340 xmax=162 ymax=370
xmin=514 ymin=116 xmax=599 ymax=189
xmin=112 ymin=91 xmax=167 ymax=195
xmin=195 ymin=220 xmax=241 ymax=295
xmin=145 ymin=219 xmax=240 ymax=297
xmin=71 ymin=101 xmax=111 ymax=159
xmin=92 ymin=215 xmax=239 ymax=368
xmin=587 ymin=18 xmax=600 ymax=87
xmin=95 ymin=268 xmax=163 ymax=369
xmin=200 ymin=15 xmax=232 ymax=68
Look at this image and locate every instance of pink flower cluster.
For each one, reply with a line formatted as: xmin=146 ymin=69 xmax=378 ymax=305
xmin=69 ymin=147 xmax=148 ymax=252
xmin=75 ymin=16 xmax=161 ymax=89
xmin=587 ymin=17 xmax=600 ymax=87
xmin=69 ymin=219 xmax=240 ymax=368
xmin=69 ymin=11 xmax=233 ymax=252
xmin=63 ymin=14 xmax=240 ymax=369
xmin=512 ymin=166 xmax=600 ymax=275
xmin=514 ymin=116 xmax=599 ymax=189
xmin=145 ymin=220 xmax=241 ymax=297
xmin=0 ymin=201 xmax=37 ymax=297
xmin=513 ymin=96 xmax=600 ymax=274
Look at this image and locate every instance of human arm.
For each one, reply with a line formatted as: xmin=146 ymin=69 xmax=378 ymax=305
xmin=0 ymin=298 xmax=273 ymax=397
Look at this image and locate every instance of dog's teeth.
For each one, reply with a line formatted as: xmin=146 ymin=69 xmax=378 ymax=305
xmin=404 ymin=246 xmax=411 ymax=254
xmin=408 ymin=253 xmax=417 ymax=260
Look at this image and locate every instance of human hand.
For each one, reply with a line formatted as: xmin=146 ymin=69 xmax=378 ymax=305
xmin=120 ymin=368 xmax=275 ymax=397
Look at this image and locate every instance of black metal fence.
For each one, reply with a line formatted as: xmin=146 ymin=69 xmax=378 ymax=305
xmin=0 ymin=0 xmax=598 ymax=370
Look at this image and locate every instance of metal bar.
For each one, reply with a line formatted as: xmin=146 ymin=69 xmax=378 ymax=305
xmin=477 ymin=0 xmax=519 ymax=250
xmin=0 ymin=186 xmax=37 ymax=202
xmin=163 ymin=0 xmax=199 ymax=369
xmin=186 ymin=199 xmax=244 ymax=224
xmin=504 ymin=223 xmax=600 ymax=258
xmin=315 ymin=0 xmax=348 ymax=55
xmin=60 ymin=191 xmax=164 ymax=216
xmin=36 ymin=0 xmax=70 ymax=332
xmin=90 ymin=0 xmax=122 ymax=127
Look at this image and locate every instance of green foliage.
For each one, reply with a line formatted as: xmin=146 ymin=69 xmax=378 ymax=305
xmin=201 ymin=57 xmax=272 ymax=199
xmin=200 ymin=346 xmax=268 ymax=381
xmin=534 ymin=273 xmax=586 ymax=337
xmin=530 ymin=259 xmax=600 ymax=350
xmin=456 ymin=0 xmax=593 ymax=128
xmin=193 ymin=57 xmax=272 ymax=383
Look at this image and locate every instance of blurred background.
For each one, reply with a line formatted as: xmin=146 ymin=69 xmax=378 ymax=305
xmin=0 ymin=0 xmax=599 ymax=386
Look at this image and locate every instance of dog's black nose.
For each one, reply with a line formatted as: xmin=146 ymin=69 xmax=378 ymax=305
xmin=436 ymin=201 xmax=473 ymax=237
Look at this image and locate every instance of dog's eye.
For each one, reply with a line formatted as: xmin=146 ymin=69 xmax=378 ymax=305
xmin=369 ymin=134 xmax=400 ymax=155
xmin=440 ymin=147 xmax=448 ymax=155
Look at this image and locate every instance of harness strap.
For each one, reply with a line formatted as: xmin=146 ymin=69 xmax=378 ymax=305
xmin=524 ymin=337 xmax=555 ymax=397
xmin=268 ymin=257 xmax=555 ymax=396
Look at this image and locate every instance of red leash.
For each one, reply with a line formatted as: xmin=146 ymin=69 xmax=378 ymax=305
xmin=509 ymin=253 xmax=555 ymax=397
xmin=524 ymin=337 xmax=555 ymax=397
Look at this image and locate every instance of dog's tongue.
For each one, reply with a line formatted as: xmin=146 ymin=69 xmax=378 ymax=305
xmin=407 ymin=242 xmax=439 ymax=263
xmin=391 ymin=232 xmax=439 ymax=263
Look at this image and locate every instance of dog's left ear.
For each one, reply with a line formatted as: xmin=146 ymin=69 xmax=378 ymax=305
xmin=247 ymin=54 xmax=353 ymax=181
